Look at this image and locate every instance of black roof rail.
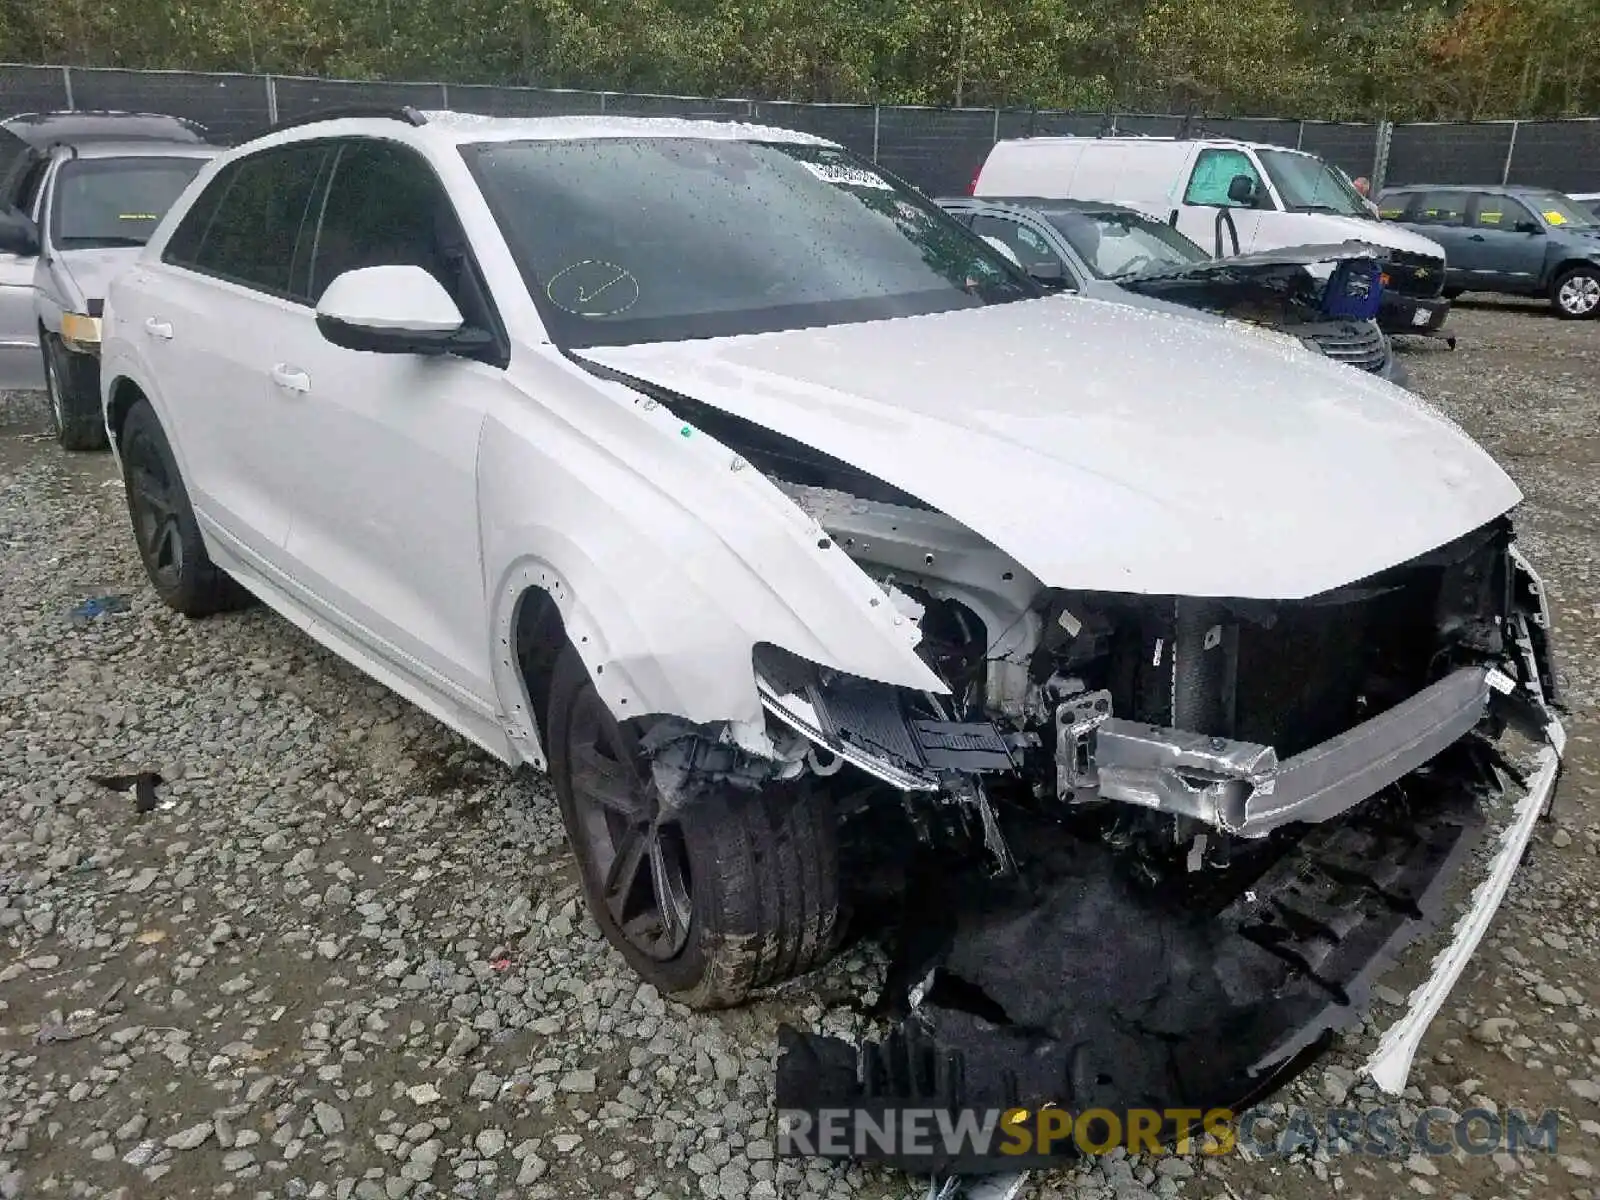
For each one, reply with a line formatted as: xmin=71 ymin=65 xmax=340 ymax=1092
xmin=234 ymin=105 xmax=430 ymax=145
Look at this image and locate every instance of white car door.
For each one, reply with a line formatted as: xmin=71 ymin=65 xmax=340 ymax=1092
xmin=268 ymin=138 xmax=500 ymax=713
xmin=132 ymin=142 xmax=333 ymax=566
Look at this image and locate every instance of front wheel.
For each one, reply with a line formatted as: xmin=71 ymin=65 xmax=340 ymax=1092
xmin=118 ymin=398 xmax=253 ymax=616
xmin=546 ymin=645 xmax=840 ymax=1008
xmin=42 ymin=334 xmax=107 ymax=451
xmin=1552 ymin=266 xmax=1600 ymax=319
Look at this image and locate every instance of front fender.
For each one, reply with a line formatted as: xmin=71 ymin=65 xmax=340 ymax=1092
xmin=478 ymin=360 xmax=945 ymax=762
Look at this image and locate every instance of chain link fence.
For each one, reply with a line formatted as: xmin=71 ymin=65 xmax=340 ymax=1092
xmin=4 ymin=64 xmax=1600 ymax=197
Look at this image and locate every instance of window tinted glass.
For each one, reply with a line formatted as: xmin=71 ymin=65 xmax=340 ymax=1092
xmin=309 ymin=141 xmax=459 ymax=302
xmin=1472 ymin=193 xmax=1536 ymax=230
xmin=188 ymin=145 xmax=328 ymax=297
xmin=50 ymin=157 xmax=207 ymax=249
xmin=463 ymin=138 xmax=1033 ymax=348
xmin=1184 ymin=149 xmax=1263 ymax=207
xmin=970 ymin=214 xmax=1067 ymax=278
xmin=1408 ymin=191 xmax=1468 ymax=227
xmin=1040 ymin=209 xmax=1210 ymax=278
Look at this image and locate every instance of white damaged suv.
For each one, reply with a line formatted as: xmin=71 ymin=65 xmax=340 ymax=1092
xmin=101 ymin=111 xmax=1564 ymax=1106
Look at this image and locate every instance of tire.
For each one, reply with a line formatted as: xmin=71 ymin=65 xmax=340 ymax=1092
xmin=118 ymin=398 xmax=253 ymax=617
xmin=1551 ymin=265 xmax=1600 ymax=320
xmin=546 ymin=645 xmax=839 ymax=1008
xmin=42 ymin=333 xmax=107 ymax=451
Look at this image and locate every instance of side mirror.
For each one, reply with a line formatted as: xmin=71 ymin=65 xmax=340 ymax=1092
xmin=0 ymin=207 xmax=39 ymax=257
xmin=1512 ymin=219 xmax=1543 ymax=235
xmin=1226 ymin=174 xmax=1260 ymax=208
xmin=315 ymin=264 xmax=487 ymax=356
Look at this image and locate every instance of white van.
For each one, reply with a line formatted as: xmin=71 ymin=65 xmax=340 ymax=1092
xmin=972 ymin=137 xmax=1452 ymax=336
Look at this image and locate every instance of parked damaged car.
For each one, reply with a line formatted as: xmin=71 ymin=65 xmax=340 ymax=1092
xmin=100 ymin=112 xmax=1566 ymax=1169
xmin=937 ymin=195 xmax=1409 ymax=387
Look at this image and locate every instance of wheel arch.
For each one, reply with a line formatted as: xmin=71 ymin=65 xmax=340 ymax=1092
xmin=105 ymin=374 xmax=148 ymax=449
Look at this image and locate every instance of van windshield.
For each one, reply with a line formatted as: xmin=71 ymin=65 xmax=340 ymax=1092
xmin=1257 ymin=150 xmax=1370 ymax=219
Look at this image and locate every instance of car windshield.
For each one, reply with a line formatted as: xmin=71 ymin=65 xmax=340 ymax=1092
xmin=460 ymin=137 xmax=1035 ymax=347
xmin=50 ymin=156 xmax=206 ymax=249
xmin=1525 ymin=192 xmax=1598 ymax=229
xmin=1257 ymin=149 xmax=1371 ymax=218
xmin=1038 ymin=208 xmax=1210 ymax=278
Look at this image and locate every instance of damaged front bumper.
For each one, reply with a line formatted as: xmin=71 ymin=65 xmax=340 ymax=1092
xmin=775 ymin=702 xmax=1563 ymax=1173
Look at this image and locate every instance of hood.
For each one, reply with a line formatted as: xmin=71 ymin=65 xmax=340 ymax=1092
xmin=1119 ymin=242 xmax=1382 ymax=289
xmin=1308 ymin=214 xmax=1444 ymax=259
xmin=51 ymin=246 xmax=145 ymax=310
xmin=579 ymin=298 xmax=1520 ymax=601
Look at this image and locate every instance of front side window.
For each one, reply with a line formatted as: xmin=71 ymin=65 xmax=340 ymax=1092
xmin=1472 ymin=193 xmax=1538 ymax=231
xmin=1040 ymin=209 xmax=1210 ymax=279
xmin=172 ymin=144 xmax=329 ymax=298
xmin=462 ymin=137 xmax=1033 ymax=348
xmin=49 ymin=157 xmax=207 ymax=249
xmin=1183 ymin=148 xmax=1265 ymax=208
xmin=309 ymin=141 xmax=459 ymax=301
xmin=970 ymin=213 xmax=1070 ymax=282
xmin=1256 ymin=150 xmax=1369 ymax=217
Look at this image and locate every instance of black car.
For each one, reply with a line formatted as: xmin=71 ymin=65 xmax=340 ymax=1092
xmin=1377 ymin=184 xmax=1600 ymax=319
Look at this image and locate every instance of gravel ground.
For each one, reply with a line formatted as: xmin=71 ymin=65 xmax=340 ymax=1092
xmin=0 ymin=300 xmax=1596 ymax=1200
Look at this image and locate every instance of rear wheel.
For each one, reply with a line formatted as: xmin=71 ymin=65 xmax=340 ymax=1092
xmin=1552 ymin=266 xmax=1600 ymax=319
xmin=42 ymin=333 xmax=107 ymax=451
xmin=546 ymin=645 xmax=839 ymax=1008
xmin=119 ymin=398 xmax=253 ymax=616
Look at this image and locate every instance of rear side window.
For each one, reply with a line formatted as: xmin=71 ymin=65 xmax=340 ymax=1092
xmin=1408 ymin=191 xmax=1467 ymax=227
xmin=166 ymin=144 xmax=329 ymax=298
xmin=1183 ymin=149 xmax=1263 ymax=207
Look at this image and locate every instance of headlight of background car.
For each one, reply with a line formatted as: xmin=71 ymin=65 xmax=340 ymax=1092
xmin=60 ymin=312 xmax=103 ymax=354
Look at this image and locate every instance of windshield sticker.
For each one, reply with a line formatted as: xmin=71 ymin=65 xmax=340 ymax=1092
xmin=1544 ymin=209 xmax=1567 ymax=225
xmin=120 ymin=213 xmax=159 ymax=222
xmin=799 ymin=160 xmax=893 ymax=190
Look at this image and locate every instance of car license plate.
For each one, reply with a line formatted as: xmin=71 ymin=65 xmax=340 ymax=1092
xmin=1412 ymin=309 xmax=1432 ymax=327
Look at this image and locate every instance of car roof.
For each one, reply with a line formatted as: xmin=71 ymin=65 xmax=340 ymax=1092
xmin=56 ymin=139 xmax=219 ymax=161
xmin=0 ymin=110 xmax=212 ymax=147
xmin=994 ymin=135 xmax=1314 ymax=156
xmin=1379 ymin=182 xmax=1575 ymax=196
xmin=247 ymin=110 xmax=835 ymax=153
xmin=942 ymin=195 xmax=1147 ymax=219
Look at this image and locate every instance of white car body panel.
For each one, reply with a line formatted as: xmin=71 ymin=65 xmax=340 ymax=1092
xmin=582 ymin=296 xmax=1519 ymax=601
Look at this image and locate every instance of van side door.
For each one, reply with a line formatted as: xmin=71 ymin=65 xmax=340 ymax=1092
xmin=0 ymin=150 xmax=50 ymax=388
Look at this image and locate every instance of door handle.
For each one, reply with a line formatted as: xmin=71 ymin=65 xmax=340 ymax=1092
xmin=143 ymin=317 xmax=173 ymax=339
xmin=270 ymin=363 xmax=311 ymax=393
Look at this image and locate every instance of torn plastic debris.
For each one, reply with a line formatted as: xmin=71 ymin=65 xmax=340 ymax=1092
xmin=775 ymin=738 xmax=1528 ymax=1174
xmin=90 ymin=770 xmax=164 ymax=813
xmin=69 ymin=594 xmax=131 ymax=625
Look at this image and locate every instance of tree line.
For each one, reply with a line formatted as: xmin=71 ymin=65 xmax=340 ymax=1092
xmin=3 ymin=0 xmax=1598 ymax=120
